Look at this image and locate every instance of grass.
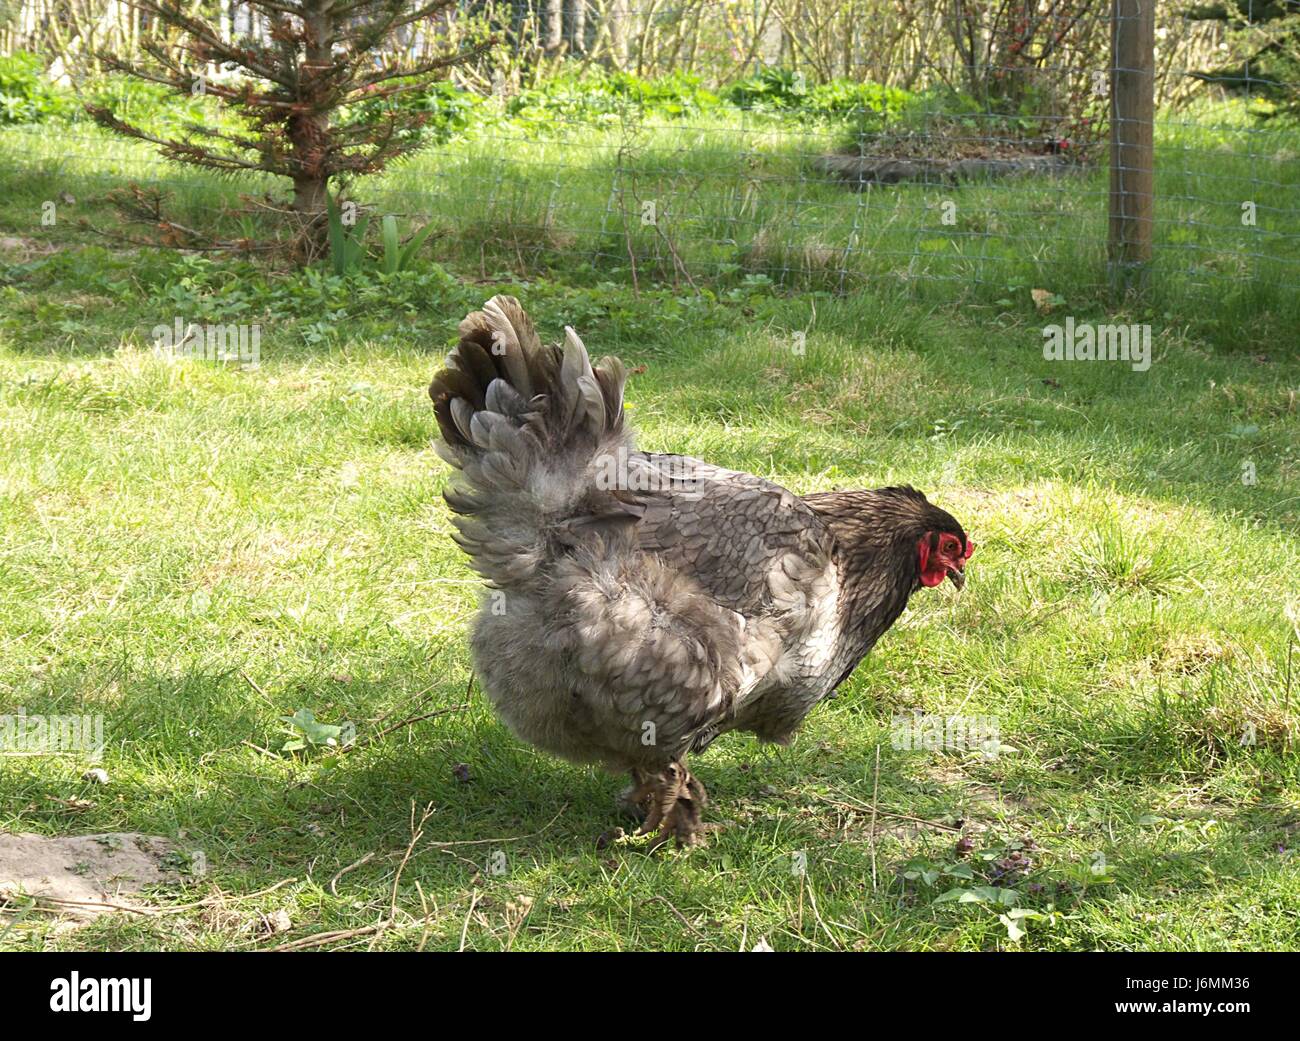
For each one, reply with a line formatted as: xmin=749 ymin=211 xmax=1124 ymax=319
xmin=0 ymin=95 xmax=1297 ymax=347
xmin=0 ymin=110 xmax=1298 ymax=951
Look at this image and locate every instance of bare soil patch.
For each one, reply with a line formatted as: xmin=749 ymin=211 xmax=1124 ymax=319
xmin=0 ymin=832 xmax=181 ymax=918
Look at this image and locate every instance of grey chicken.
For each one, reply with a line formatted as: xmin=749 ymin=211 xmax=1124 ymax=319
xmin=430 ymin=296 xmax=972 ymax=846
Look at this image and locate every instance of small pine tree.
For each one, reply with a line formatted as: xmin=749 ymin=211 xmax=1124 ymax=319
xmin=87 ymin=0 xmax=488 ymax=261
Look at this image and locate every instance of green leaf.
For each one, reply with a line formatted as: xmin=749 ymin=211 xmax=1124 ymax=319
xmin=933 ymin=885 xmax=1020 ymax=907
xmin=399 ymin=221 xmax=438 ymax=270
xmin=382 ymin=215 xmax=399 ymax=275
xmin=999 ymin=913 xmax=1026 ymax=942
xmin=326 ymin=195 xmax=346 ymax=277
xmin=348 ymin=214 xmax=371 ymax=270
xmin=281 ymin=707 xmax=344 ymax=749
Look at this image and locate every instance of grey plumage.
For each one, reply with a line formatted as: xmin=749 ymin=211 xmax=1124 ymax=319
xmin=429 ymin=296 xmax=970 ymax=845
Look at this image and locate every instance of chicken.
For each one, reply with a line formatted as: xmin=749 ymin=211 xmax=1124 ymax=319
xmin=430 ymin=296 xmax=973 ymax=846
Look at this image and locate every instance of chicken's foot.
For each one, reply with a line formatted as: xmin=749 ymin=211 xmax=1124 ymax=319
xmin=631 ymin=761 xmax=708 ymax=848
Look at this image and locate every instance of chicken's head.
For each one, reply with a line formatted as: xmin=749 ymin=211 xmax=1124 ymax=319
xmin=917 ymin=521 xmax=973 ymax=590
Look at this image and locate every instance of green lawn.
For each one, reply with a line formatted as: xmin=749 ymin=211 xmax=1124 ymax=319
xmin=1 ymin=96 xmax=1297 ymax=347
xmin=0 ymin=113 xmax=1298 ymax=951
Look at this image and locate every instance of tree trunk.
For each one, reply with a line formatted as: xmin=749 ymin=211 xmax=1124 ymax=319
xmin=544 ymin=0 xmax=563 ymax=54
xmin=608 ymin=0 xmax=629 ymax=67
xmin=291 ymin=0 xmax=335 ymax=260
xmin=292 ymin=173 xmax=328 ymax=219
xmin=566 ymin=0 xmax=586 ymax=54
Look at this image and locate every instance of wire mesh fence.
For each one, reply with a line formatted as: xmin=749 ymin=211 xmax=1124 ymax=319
xmin=1 ymin=0 xmax=1297 ymax=317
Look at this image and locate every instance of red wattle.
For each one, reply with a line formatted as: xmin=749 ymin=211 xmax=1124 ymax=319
xmin=917 ymin=537 xmax=945 ymax=586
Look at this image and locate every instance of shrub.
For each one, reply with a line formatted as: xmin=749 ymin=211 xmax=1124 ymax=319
xmin=83 ymin=74 xmax=216 ymax=131
xmin=0 ymin=52 xmax=74 ymax=125
xmin=505 ymin=70 xmax=722 ymax=126
xmin=343 ymin=78 xmax=481 ymax=147
xmin=724 ymin=68 xmax=911 ymax=132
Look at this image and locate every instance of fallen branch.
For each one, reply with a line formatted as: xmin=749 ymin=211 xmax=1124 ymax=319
xmin=328 ymin=852 xmax=376 ymax=897
xmin=10 ymin=878 xmax=299 ymax=919
xmin=357 ymin=704 xmax=468 ymax=750
xmin=266 ymin=922 xmax=389 ymax=952
xmin=423 ymin=804 xmax=568 ymax=849
xmin=391 ymin=802 xmax=435 ymax=918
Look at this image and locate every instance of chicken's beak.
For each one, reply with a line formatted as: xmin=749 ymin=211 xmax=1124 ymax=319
xmin=947 ymin=538 xmax=973 ymax=590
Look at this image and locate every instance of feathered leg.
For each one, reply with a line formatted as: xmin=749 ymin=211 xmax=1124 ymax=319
xmin=616 ymin=769 xmax=647 ymax=821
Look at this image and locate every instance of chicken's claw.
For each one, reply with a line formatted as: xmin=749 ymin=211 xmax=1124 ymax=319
xmin=632 ymin=762 xmax=708 ymax=849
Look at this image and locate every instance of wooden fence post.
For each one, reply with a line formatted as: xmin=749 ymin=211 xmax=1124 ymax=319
xmin=1108 ymin=0 xmax=1155 ymax=289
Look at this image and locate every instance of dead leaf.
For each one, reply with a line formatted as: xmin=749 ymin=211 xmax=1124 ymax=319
xmin=259 ymin=909 xmax=293 ymax=935
xmin=47 ymin=796 xmax=95 ymax=812
xmin=505 ymin=895 xmax=534 ymax=928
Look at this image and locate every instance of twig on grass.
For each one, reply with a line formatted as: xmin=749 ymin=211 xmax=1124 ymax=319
xmin=649 ymin=894 xmax=707 ymax=941
xmin=360 ymin=681 xmax=440 ymax=733
xmin=163 ymin=878 xmax=299 ymax=914
xmin=18 ymin=895 xmax=157 ymax=916
xmin=329 ymin=852 xmax=376 ymax=897
xmin=423 ymin=804 xmax=569 ymax=850
xmin=869 ymin=743 xmax=881 ymax=890
xmin=392 ymin=802 xmax=435 ymax=919
xmin=458 ymin=889 xmax=480 ymax=952
xmin=805 ymin=878 xmax=842 ymax=951
xmin=415 ymin=881 xmax=435 ymax=953
xmin=816 ymin=791 xmax=962 ymax=834
xmin=266 ymin=922 xmax=389 ymax=952
xmin=16 ymin=878 xmax=299 ymax=919
xmin=239 ymin=671 xmax=278 ymax=709
xmin=357 ymin=704 xmax=468 ymax=751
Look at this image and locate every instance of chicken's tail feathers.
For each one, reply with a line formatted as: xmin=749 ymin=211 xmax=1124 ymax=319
xmin=430 ymin=295 xmax=636 ymax=584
